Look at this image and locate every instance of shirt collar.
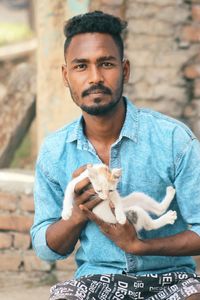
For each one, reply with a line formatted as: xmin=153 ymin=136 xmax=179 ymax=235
xmin=119 ymin=97 xmax=138 ymax=143
xmin=66 ymin=97 xmax=138 ymax=144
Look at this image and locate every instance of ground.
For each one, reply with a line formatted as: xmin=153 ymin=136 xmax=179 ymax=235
xmin=0 ymin=270 xmax=74 ymax=299
xmin=1 ymin=285 xmax=50 ymax=300
xmin=0 ymin=273 xmax=51 ymax=299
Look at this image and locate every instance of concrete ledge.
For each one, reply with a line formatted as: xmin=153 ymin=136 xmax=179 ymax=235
xmin=0 ymin=38 xmax=37 ymax=61
xmin=0 ymin=169 xmax=34 ymax=194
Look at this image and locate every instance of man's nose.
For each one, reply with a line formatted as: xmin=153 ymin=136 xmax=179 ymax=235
xmin=89 ymin=66 xmax=104 ymax=84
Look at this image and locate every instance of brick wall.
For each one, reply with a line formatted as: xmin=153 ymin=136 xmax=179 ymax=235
xmin=0 ymin=191 xmax=53 ymax=274
xmin=182 ymin=1 xmax=200 ymax=138
xmin=90 ymin=0 xmax=200 ymax=139
xmin=0 ymin=172 xmax=76 ymax=285
xmin=0 ymin=192 xmax=33 ymax=271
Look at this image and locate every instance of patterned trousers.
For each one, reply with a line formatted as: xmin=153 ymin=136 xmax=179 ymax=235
xmin=49 ymin=272 xmax=200 ymax=300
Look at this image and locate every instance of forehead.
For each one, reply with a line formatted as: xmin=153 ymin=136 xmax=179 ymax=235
xmin=65 ymin=33 xmax=120 ymax=62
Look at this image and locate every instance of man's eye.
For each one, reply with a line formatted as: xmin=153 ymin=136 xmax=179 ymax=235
xmin=74 ymin=64 xmax=86 ymax=70
xmin=102 ymin=62 xmax=114 ymax=68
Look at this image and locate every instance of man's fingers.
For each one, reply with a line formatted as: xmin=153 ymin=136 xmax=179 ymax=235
xmin=74 ymin=178 xmax=91 ymax=195
xmin=75 ymin=189 xmax=97 ymax=205
xmin=109 ymin=201 xmax=115 ymax=215
xmin=86 ymin=197 xmax=103 ymax=210
xmin=72 ymin=164 xmax=92 ymax=178
xmin=79 ymin=205 xmax=104 ymax=226
xmin=72 ymin=165 xmax=87 ymax=178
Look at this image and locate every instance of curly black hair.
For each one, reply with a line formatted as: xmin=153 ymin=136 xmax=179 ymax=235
xmin=63 ymin=11 xmax=127 ymax=59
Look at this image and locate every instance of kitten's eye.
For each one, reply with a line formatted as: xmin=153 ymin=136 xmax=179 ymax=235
xmin=109 ymin=189 xmax=114 ymax=193
xmin=96 ymin=190 xmax=102 ymax=193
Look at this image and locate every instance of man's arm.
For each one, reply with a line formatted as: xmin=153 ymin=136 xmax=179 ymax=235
xmin=46 ymin=166 xmax=102 ymax=255
xmin=46 ymin=218 xmax=85 ymax=256
xmin=131 ymin=229 xmax=200 ymax=256
xmin=80 ymin=206 xmax=200 ymax=256
xmin=31 ymin=164 xmax=101 ymax=259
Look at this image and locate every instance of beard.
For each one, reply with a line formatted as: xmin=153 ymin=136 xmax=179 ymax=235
xmin=80 ymin=96 xmax=122 ymax=116
xmin=68 ymin=80 xmax=124 ymax=116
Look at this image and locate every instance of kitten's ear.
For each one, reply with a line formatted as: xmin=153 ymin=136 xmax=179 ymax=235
xmin=87 ymin=165 xmax=96 ymax=179
xmin=112 ymin=168 xmax=122 ymax=180
xmin=87 ymin=164 xmax=93 ymax=170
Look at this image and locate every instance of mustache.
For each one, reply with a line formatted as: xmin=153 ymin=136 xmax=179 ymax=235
xmin=82 ymin=84 xmax=112 ymax=97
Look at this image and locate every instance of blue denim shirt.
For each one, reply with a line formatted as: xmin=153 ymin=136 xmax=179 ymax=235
xmin=31 ymin=98 xmax=200 ymax=278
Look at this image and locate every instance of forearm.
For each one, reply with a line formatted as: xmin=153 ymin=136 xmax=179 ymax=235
xmin=130 ymin=230 xmax=200 ymax=256
xmin=46 ymin=217 xmax=86 ymax=255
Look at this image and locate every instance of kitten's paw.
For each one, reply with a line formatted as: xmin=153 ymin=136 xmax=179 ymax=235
xmin=165 ymin=210 xmax=177 ymax=224
xmin=117 ymin=214 xmax=127 ymax=225
xmin=61 ymin=207 xmax=72 ymax=220
xmin=166 ymin=186 xmax=176 ymax=198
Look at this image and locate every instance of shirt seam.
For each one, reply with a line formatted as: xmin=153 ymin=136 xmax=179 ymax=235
xmin=37 ymin=160 xmax=60 ymax=187
xmin=174 ymin=138 xmax=196 ymax=176
xmin=139 ymin=108 xmax=196 ymax=140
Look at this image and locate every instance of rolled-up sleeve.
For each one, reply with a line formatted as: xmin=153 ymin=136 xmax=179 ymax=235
xmin=30 ymin=161 xmax=68 ymax=261
xmin=174 ymin=136 xmax=200 ymax=236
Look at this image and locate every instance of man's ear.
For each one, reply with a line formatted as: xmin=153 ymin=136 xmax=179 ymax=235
xmin=122 ymin=59 xmax=130 ymax=83
xmin=62 ymin=64 xmax=69 ymax=87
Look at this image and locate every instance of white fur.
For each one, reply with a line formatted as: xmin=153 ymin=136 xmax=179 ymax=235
xmin=61 ymin=169 xmax=89 ymax=220
xmin=61 ymin=164 xmax=177 ymax=232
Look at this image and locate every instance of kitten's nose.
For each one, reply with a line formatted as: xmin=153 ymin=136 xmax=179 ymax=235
xmin=101 ymin=193 xmax=108 ymax=200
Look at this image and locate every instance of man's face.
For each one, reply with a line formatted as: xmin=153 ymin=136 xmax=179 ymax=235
xmin=62 ymin=33 xmax=130 ymax=116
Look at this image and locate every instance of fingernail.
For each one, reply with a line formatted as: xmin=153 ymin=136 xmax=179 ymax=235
xmin=79 ymin=205 xmax=84 ymax=210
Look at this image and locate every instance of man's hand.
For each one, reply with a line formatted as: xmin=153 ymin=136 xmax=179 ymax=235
xmin=70 ymin=165 xmax=102 ymax=224
xmin=79 ymin=204 xmax=141 ymax=253
xmin=79 ymin=205 xmax=200 ymax=257
xmin=46 ymin=164 xmax=102 ymax=256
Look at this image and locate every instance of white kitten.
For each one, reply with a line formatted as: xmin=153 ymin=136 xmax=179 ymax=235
xmin=61 ymin=164 xmax=177 ymax=232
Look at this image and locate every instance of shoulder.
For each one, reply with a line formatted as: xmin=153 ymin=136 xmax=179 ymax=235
xmin=138 ymin=107 xmax=196 ymax=142
xmin=42 ymin=119 xmax=79 ymax=146
xmin=136 ymin=107 xmax=199 ymax=163
xmin=37 ymin=118 xmax=80 ymax=166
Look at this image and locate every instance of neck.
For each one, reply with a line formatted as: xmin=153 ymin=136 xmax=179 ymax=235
xmin=83 ymin=98 xmax=126 ymax=146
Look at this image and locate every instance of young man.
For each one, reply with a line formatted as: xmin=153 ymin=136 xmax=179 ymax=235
xmin=31 ymin=11 xmax=200 ymax=300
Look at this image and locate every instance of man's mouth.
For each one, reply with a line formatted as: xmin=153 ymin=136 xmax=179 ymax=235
xmin=82 ymin=85 xmax=112 ymax=97
xmin=88 ymin=90 xmax=106 ymax=95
